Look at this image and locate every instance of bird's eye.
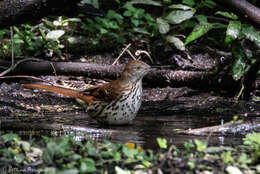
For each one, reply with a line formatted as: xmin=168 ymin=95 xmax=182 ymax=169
xmin=136 ymin=66 xmax=141 ymax=70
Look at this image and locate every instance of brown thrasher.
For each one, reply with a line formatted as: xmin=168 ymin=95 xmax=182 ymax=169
xmin=23 ymin=60 xmax=150 ymax=125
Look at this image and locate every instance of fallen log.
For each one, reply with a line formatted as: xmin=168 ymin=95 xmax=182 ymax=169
xmin=0 ymin=59 xmax=238 ymax=89
xmin=179 ymin=120 xmax=260 ymax=135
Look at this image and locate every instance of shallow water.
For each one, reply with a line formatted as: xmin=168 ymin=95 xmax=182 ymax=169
xmin=1 ymin=112 xmax=247 ymax=149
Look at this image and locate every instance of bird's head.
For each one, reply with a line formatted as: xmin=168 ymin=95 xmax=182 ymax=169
xmin=121 ymin=60 xmax=151 ymax=83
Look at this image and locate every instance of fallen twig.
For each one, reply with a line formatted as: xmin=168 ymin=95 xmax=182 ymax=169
xmin=0 ymin=58 xmax=42 ymax=76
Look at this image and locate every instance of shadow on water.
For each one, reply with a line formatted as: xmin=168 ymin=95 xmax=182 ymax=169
xmin=1 ymin=111 xmax=246 ymax=150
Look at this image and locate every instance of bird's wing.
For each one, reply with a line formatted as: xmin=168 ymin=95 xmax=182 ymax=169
xmin=83 ymin=80 xmax=129 ymax=102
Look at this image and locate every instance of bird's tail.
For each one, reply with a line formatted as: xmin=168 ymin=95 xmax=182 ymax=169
xmin=22 ymin=83 xmax=93 ymax=104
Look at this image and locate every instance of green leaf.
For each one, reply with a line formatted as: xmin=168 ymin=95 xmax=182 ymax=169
xmin=57 ymin=169 xmax=79 ymax=174
xmin=14 ymin=153 xmax=25 ymax=163
xmin=113 ymin=152 xmax=121 ymax=162
xmin=221 ymin=151 xmax=234 ymax=164
xmin=201 ymin=0 xmax=216 ymax=8
xmin=166 ymin=36 xmax=185 ymax=51
xmin=194 ymin=139 xmax=207 ymax=152
xmin=243 ymin=132 xmax=260 ymax=147
xmin=44 ymin=167 xmax=56 ymax=174
xmin=125 ymin=0 xmax=162 ymax=6
xmin=115 ymin=166 xmax=131 ymax=174
xmin=156 ymin=138 xmax=167 ymax=149
xmin=168 ymin=4 xmax=192 ymax=10
xmin=231 ymin=42 xmax=246 ymax=81
xmin=196 ymin=15 xmax=208 ymax=23
xmin=42 ymin=142 xmax=58 ymax=165
xmin=1 ymin=133 xmax=20 ymax=142
xmin=166 ymin=10 xmax=195 ymax=24
xmin=225 ymin=21 xmax=241 ymax=44
xmin=182 ymin=0 xmax=195 ymax=6
xmin=185 ymin=22 xmax=214 ymax=45
xmin=212 ymin=23 xmax=227 ymax=29
xmin=81 ymin=0 xmax=99 ymax=8
xmin=241 ymin=24 xmax=260 ymax=47
xmin=100 ymin=28 xmax=108 ymax=34
xmin=215 ymin=11 xmax=238 ymax=20
xmin=87 ymin=142 xmax=98 ymax=157
xmin=131 ymin=18 xmax=140 ymax=26
xmin=123 ymin=10 xmax=132 ymax=17
xmin=122 ymin=146 xmax=138 ymax=158
xmin=46 ymin=30 xmax=65 ymax=40
xmin=107 ymin=10 xmax=123 ymax=24
xmin=157 ymin=18 xmax=170 ymax=34
xmin=80 ymin=158 xmax=96 ymax=173
xmin=133 ymin=28 xmax=150 ymax=35
xmin=163 ymin=0 xmax=171 ymax=4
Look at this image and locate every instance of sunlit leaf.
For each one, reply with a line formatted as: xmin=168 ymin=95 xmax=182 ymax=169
xmin=156 ymin=138 xmax=167 ymax=149
xmin=80 ymin=158 xmax=96 ymax=173
xmin=156 ymin=17 xmax=170 ymax=34
xmin=194 ymin=139 xmax=207 ymax=152
xmin=133 ymin=28 xmax=150 ymax=35
xmin=215 ymin=11 xmax=238 ymax=20
xmin=185 ymin=22 xmax=214 ymax=45
xmin=113 ymin=152 xmax=121 ymax=161
xmin=221 ymin=151 xmax=234 ymax=164
xmin=166 ymin=35 xmax=185 ymax=51
xmin=1 ymin=133 xmax=20 ymax=142
xmin=122 ymin=146 xmax=138 ymax=158
xmin=14 ymin=153 xmax=25 ymax=163
xmin=225 ymin=20 xmax=241 ymax=44
xmin=46 ymin=30 xmax=65 ymax=40
xmin=166 ymin=10 xmax=195 ymax=24
xmin=168 ymin=4 xmax=192 ymax=10
xmin=241 ymin=24 xmax=260 ymax=47
xmin=115 ymin=166 xmax=131 ymax=174
xmin=243 ymin=132 xmax=260 ymax=147
xmin=64 ymin=18 xmax=82 ymax=23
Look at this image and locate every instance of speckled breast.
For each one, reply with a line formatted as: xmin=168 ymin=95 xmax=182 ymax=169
xmin=87 ymin=81 xmax=142 ymax=125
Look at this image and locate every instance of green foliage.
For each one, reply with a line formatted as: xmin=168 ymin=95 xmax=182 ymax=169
xmin=1 ymin=133 xmax=260 ymax=173
xmin=243 ymin=132 xmax=260 ymax=162
xmin=221 ymin=151 xmax=234 ymax=164
xmin=0 ymin=17 xmax=81 ymax=59
xmin=194 ymin=139 xmax=208 ymax=152
xmin=225 ymin=21 xmax=241 ymax=45
xmin=231 ymin=42 xmax=247 ymax=81
xmin=0 ymin=0 xmax=258 ymax=88
xmin=156 ymin=137 xmax=167 ymax=149
xmin=81 ymin=0 xmax=99 ymax=9
xmin=215 ymin=11 xmax=238 ymax=20
xmin=185 ymin=22 xmax=214 ymax=45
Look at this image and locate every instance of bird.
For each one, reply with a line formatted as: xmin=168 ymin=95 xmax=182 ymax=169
xmin=22 ymin=60 xmax=151 ymax=125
